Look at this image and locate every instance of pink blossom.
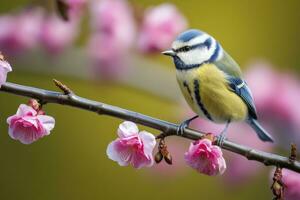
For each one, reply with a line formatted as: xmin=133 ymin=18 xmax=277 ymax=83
xmin=106 ymin=121 xmax=156 ymax=169
xmin=89 ymin=0 xmax=136 ymax=45
xmin=39 ymin=14 xmax=79 ymax=54
xmin=0 ymin=57 xmax=12 ymax=87
xmin=88 ymin=33 xmax=128 ymax=79
xmin=245 ymin=62 xmax=300 ymax=145
xmin=184 ymin=138 xmax=226 ymax=176
xmin=65 ymin=0 xmax=87 ymax=18
xmin=0 ymin=9 xmax=43 ymax=55
xmin=282 ymin=169 xmax=300 ymax=200
xmin=246 ymin=62 xmax=300 ymax=123
xmin=138 ymin=3 xmax=187 ymax=53
xmin=7 ymin=104 xmax=55 ymax=144
xmin=245 ymin=63 xmax=298 ymax=121
xmin=88 ymin=0 xmax=136 ymax=78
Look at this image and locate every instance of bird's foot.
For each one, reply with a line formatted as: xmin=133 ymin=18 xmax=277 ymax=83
xmin=177 ymin=121 xmax=188 ymax=136
xmin=216 ymin=120 xmax=230 ymax=147
xmin=216 ymin=132 xmax=227 ymax=147
xmin=176 ymin=115 xmax=198 ymax=136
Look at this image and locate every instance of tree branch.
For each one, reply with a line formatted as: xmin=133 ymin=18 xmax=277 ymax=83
xmin=1 ymin=81 xmax=300 ymax=173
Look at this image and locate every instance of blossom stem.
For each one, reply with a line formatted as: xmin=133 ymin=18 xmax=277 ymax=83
xmin=1 ymin=81 xmax=300 ymax=173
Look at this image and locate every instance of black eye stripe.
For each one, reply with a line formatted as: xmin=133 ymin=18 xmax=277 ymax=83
xmin=175 ymin=46 xmax=190 ymax=52
xmin=174 ymin=38 xmax=212 ymax=53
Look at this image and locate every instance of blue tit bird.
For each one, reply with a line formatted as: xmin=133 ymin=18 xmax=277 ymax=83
xmin=162 ymin=29 xmax=274 ymax=145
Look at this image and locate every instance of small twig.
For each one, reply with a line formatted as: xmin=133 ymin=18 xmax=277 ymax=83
xmin=289 ymin=143 xmax=297 ymax=162
xmin=53 ymin=79 xmax=73 ymax=95
xmin=1 ymin=81 xmax=300 ymax=173
xmin=155 ymin=132 xmax=166 ymax=140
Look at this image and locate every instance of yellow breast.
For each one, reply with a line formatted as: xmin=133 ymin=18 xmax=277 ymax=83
xmin=176 ymin=64 xmax=248 ymax=122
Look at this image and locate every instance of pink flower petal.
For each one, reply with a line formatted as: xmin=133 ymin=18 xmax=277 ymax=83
xmin=16 ymin=104 xmax=37 ymax=117
xmin=117 ymin=121 xmax=139 ymax=138
xmin=37 ymin=115 xmax=55 ymax=135
xmin=131 ymin=152 xmax=151 ymax=169
xmin=0 ymin=59 xmax=12 ymax=87
xmin=218 ymin=157 xmax=227 ymax=175
xmin=9 ymin=124 xmax=38 ymax=144
xmin=106 ymin=140 xmax=130 ymax=166
xmin=139 ymin=131 xmax=156 ymax=157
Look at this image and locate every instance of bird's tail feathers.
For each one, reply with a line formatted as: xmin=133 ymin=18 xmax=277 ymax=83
xmin=247 ymin=118 xmax=274 ymax=142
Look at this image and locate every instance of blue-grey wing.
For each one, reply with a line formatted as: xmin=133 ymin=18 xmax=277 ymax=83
xmin=213 ymin=51 xmax=243 ymax=78
xmin=214 ymin=50 xmax=257 ymax=119
xmin=227 ymin=77 xmax=258 ymax=119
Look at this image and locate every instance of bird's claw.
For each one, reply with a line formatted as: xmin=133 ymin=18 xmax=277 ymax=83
xmin=176 ymin=115 xmax=198 ymax=136
xmin=216 ymin=120 xmax=230 ymax=147
xmin=177 ymin=121 xmax=188 ymax=136
xmin=216 ymin=133 xmax=226 ymax=147
xmin=177 ymin=115 xmax=198 ymax=136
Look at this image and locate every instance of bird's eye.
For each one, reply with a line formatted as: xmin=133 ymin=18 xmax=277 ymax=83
xmin=178 ymin=46 xmax=190 ymax=52
xmin=183 ymin=46 xmax=190 ymax=51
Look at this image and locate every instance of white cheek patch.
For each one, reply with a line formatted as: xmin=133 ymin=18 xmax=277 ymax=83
xmin=177 ymin=48 xmax=210 ymax=65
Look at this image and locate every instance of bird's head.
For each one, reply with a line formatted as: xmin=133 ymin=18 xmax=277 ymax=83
xmin=162 ymin=29 xmax=223 ymax=70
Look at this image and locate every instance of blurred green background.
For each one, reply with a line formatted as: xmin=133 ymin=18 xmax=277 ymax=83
xmin=1 ymin=0 xmax=300 ymax=199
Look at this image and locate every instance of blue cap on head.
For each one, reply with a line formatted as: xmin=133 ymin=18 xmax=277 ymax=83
xmin=176 ymin=29 xmax=204 ymax=42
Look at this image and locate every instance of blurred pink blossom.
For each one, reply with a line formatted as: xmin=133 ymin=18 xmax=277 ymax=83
xmin=150 ymin=137 xmax=190 ymax=177
xmin=39 ymin=15 xmax=80 ymax=54
xmin=106 ymin=121 xmax=156 ymax=169
xmin=0 ymin=9 xmax=43 ymax=55
xmin=281 ymin=169 xmax=300 ymax=200
xmin=7 ymin=104 xmax=55 ymax=144
xmin=245 ymin=62 xmax=300 ymax=145
xmin=138 ymin=3 xmax=187 ymax=53
xmin=88 ymin=0 xmax=136 ymax=78
xmin=221 ymin=123 xmax=273 ymax=183
xmin=184 ymin=138 xmax=226 ymax=176
xmin=0 ymin=56 xmax=12 ymax=87
xmin=270 ymin=169 xmax=300 ymax=200
xmin=66 ymin=0 xmax=87 ymax=18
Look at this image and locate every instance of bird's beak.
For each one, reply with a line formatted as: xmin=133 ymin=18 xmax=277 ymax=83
xmin=162 ymin=49 xmax=176 ymax=57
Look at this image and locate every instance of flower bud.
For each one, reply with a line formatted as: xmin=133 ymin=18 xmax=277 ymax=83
xmin=164 ymin=152 xmax=172 ymax=165
xmin=37 ymin=110 xmax=46 ymax=115
xmin=154 ymin=151 xmax=163 ymax=163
